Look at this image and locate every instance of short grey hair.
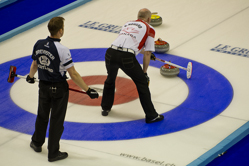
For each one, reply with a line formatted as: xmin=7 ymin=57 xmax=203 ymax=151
xmin=137 ymin=8 xmax=151 ymax=20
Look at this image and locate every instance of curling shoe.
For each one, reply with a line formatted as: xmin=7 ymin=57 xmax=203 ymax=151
xmin=102 ymin=109 xmax=111 ymax=116
xmin=146 ymin=115 xmax=164 ymax=123
xmin=30 ymin=141 xmax=42 ymax=152
xmin=48 ymin=151 xmax=68 ymax=162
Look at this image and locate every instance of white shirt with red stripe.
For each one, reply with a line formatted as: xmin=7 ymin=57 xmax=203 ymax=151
xmin=112 ymin=19 xmax=155 ymax=55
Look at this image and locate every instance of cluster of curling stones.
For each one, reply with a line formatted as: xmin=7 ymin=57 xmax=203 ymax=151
xmin=149 ymin=13 xmax=179 ymax=77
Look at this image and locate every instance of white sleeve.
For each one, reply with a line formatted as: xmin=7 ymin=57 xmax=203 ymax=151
xmin=61 ymin=48 xmax=74 ymax=70
xmin=55 ymin=42 xmax=74 ymax=70
xmin=144 ymin=36 xmax=155 ymax=52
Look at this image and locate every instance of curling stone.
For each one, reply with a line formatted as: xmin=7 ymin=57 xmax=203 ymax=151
xmin=160 ymin=63 xmax=180 ymax=77
xmin=150 ymin=13 xmax=162 ymax=26
xmin=155 ymin=38 xmax=170 ymax=53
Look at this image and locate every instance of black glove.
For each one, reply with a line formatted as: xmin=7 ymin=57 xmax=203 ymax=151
xmin=151 ymin=53 xmax=156 ymax=61
xmin=86 ymin=88 xmax=99 ymax=99
xmin=26 ymin=75 xmax=35 ymax=84
xmin=145 ymin=73 xmax=150 ymax=86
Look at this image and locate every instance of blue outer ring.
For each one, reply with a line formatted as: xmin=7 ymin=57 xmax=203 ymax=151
xmin=0 ymin=48 xmax=233 ymax=141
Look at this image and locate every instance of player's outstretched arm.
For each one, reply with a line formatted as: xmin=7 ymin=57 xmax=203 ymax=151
xmin=67 ymin=66 xmax=99 ymax=99
xmin=67 ymin=66 xmax=89 ymax=91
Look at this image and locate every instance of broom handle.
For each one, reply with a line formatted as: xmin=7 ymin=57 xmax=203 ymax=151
xmin=16 ymin=75 xmax=87 ymax=94
xmin=155 ymin=58 xmax=188 ymax=71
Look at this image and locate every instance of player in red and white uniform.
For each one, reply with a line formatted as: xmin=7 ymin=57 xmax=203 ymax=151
xmin=101 ymin=8 xmax=164 ymax=123
xmin=112 ymin=19 xmax=155 ymax=56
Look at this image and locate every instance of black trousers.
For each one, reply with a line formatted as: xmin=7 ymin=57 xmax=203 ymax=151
xmin=32 ymin=80 xmax=69 ymax=158
xmin=101 ymin=48 xmax=158 ymax=120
